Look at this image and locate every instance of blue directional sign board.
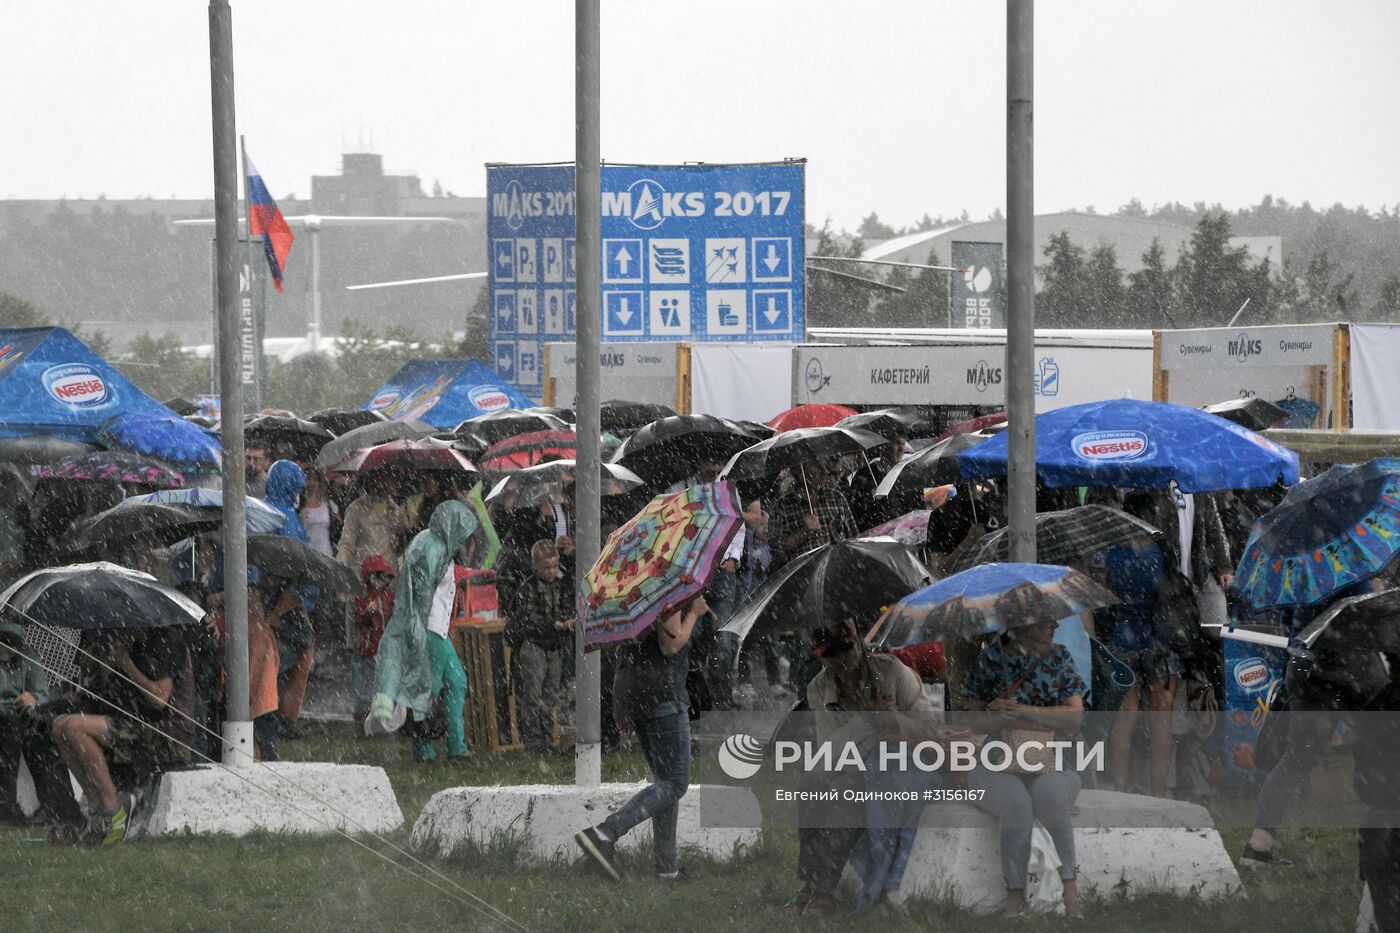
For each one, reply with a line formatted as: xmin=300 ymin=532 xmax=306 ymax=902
xmin=487 ymin=161 xmax=805 ymax=398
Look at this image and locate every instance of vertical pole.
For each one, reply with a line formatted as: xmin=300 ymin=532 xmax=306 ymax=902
xmin=1006 ymin=0 xmax=1037 ymax=563
xmin=573 ymin=0 xmax=603 ymax=786
xmin=209 ymin=0 xmax=252 ymax=764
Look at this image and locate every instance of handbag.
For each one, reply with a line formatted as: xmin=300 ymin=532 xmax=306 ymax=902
xmin=997 ymin=652 xmax=1062 ymax=775
xmin=1090 ymin=637 xmax=1136 ymax=713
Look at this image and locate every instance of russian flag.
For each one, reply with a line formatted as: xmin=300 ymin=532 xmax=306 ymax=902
xmin=245 ymin=154 xmax=294 ymax=292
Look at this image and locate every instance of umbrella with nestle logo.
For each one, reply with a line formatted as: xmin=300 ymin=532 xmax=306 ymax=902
xmin=958 ymin=398 xmax=1299 ymax=492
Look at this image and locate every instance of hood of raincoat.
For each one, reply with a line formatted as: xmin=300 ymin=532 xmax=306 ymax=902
xmin=264 ymin=460 xmax=309 ymax=543
xmin=361 ymin=553 xmax=394 ymax=585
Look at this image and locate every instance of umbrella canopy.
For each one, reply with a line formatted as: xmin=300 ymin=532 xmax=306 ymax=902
xmin=486 ymin=460 xmax=645 ymax=510
xmin=456 ymin=409 xmax=571 ymax=447
xmin=308 ymin=407 xmax=387 ymax=436
xmin=937 ymin=412 xmax=1007 ymax=441
xmin=768 ymin=403 xmax=858 ymax=432
xmin=334 ymin=437 xmax=477 ymax=475
xmin=835 ymin=408 xmax=936 ymax=439
xmin=945 ymin=505 xmax=1160 ymax=575
xmin=610 ymin=414 xmax=762 ymax=486
xmin=244 ymin=414 xmax=334 ymax=461
xmin=38 ymin=451 xmax=185 ymax=489
xmin=1203 ymin=397 xmax=1289 ymax=432
xmin=97 ymin=410 xmax=222 ymax=468
xmin=600 ymin=400 xmax=677 ymax=435
xmin=869 ymin=563 xmax=1118 ymax=648
xmin=162 ymin=397 xmax=199 ymax=417
xmin=720 ymin=426 xmax=886 ymax=482
xmin=875 ymin=433 xmax=987 ymax=499
xmin=246 ymin=534 xmax=362 ymax=595
xmin=1298 ymin=588 xmax=1400 ymax=655
xmin=735 ymin=420 xmax=778 ymax=440
xmin=70 ymin=501 xmax=220 ymax=552
xmin=0 ymin=562 xmax=204 ymax=632
xmin=720 ymin=537 xmax=930 ymax=645
xmin=314 ymin=418 xmax=434 ymax=469
xmin=525 ymin=406 xmax=575 ymax=423
xmin=119 ymin=487 xmax=288 ymax=534
xmin=582 ymin=481 xmax=743 ymax=650
xmin=1233 ymin=458 xmax=1400 ymax=611
xmin=861 ymin=510 xmax=933 ymax=547
xmin=958 ymin=398 xmax=1299 ymax=492
xmin=478 ymin=429 xmax=577 ymax=472
xmin=0 ymin=435 xmax=94 ymax=465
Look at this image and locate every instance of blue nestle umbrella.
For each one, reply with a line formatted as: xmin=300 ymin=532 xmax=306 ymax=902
xmin=122 ymin=487 xmax=287 ymax=534
xmin=958 ymin=398 xmax=1299 ymax=492
xmin=98 ymin=410 xmax=222 ymax=468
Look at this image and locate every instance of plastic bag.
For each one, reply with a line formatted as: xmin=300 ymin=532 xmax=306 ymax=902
xmin=1025 ymin=823 xmax=1065 ymax=914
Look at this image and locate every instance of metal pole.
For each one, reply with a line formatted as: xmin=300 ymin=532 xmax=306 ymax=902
xmin=1006 ymin=0 xmax=1037 ymax=563
xmin=209 ymin=0 xmax=252 ymax=764
xmin=573 ymin=0 xmax=602 ymax=786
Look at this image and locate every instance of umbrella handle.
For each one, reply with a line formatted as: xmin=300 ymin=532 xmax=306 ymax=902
xmin=801 ymin=463 xmax=813 ymax=512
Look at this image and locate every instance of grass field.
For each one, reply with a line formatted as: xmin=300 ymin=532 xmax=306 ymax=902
xmin=0 ymin=725 xmax=1364 ymax=932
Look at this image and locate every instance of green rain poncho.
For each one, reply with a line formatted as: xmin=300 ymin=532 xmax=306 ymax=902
xmin=369 ymin=500 xmax=478 ymax=727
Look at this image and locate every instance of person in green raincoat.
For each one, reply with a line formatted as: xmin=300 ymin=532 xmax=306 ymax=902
xmin=369 ymin=500 xmax=477 ymax=761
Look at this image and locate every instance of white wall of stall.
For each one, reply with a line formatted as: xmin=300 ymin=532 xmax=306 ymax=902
xmin=690 ymin=344 xmax=795 ymax=422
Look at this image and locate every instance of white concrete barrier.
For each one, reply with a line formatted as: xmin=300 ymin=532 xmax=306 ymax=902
xmin=412 ymin=783 xmax=761 ymax=865
xmin=840 ymin=789 xmax=1243 ymax=913
xmin=143 ymin=762 xmax=403 ymax=837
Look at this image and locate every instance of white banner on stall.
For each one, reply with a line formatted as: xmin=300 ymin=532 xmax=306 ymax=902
xmin=691 ymin=344 xmax=794 ymax=423
xmin=1349 ymin=324 xmax=1400 ymax=430
xmin=545 ymin=342 xmax=678 ymax=410
xmin=1159 ymin=324 xmax=1336 ymax=370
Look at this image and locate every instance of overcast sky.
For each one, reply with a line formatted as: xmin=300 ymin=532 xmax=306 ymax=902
xmin=3 ymin=0 xmax=1397 ymax=230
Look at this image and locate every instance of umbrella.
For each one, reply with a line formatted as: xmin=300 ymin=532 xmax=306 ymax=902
xmin=869 ymin=563 xmax=1118 ymax=648
xmin=936 ymin=412 xmax=1007 ymax=440
xmin=38 ymin=451 xmax=186 ymax=489
xmin=945 ymin=505 xmax=1160 ymax=574
xmin=313 ymin=418 xmax=434 ymax=469
xmin=456 ymin=409 xmax=570 ymax=447
xmin=600 ymin=400 xmax=677 ymax=434
xmin=735 ymin=420 xmax=778 ymax=440
xmin=463 ymin=481 xmax=502 ymax=571
xmin=1203 ymin=397 xmax=1289 ymax=432
xmin=719 ymin=537 xmax=930 ymax=645
xmin=162 ymin=397 xmax=200 ymax=417
xmin=875 ymin=433 xmax=987 ymax=499
xmin=333 ymin=437 xmax=477 ymax=475
xmin=0 ymin=562 xmax=204 ymax=632
xmin=610 ymin=414 xmax=761 ymax=486
xmin=308 ymin=407 xmax=388 ymax=436
xmin=525 ymin=406 xmax=576 ymax=423
xmin=1232 ymin=458 xmax=1400 ymax=611
xmin=478 ymin=429 xmax=577 ymax=472
xmin=0 ymin=435 xmax=94 ymax=465
xmin=244 ymin=414 xmax=335 ymax=461
xmin=96 ymin=411 xmax=222 ymax=468
xmin=767 ymin=403 xmax=858 ymax=432
xmin=719 ymin=426 xmax=887 ymax=482
xmin=119 ymin=487 xmax=288 ymax=534
xmin=1298 ymin=589 xmax=1400 ymax=655
xmin=485 ymin=460 xmax=645 ymax=509
xmin=958 ymin=398 xmax=1300 ymax=492
xmin=861 ymin=510 xmax=933 ymax=547
xmin=581 ymin=481 xmax=743 ymax=650
xmin=835 ymin=408 xmax=937 ymax=439
xmin=246 ymin=534 xmax=362 ymax=595
xmin=69 ymin=501 xmax=220 ymax=552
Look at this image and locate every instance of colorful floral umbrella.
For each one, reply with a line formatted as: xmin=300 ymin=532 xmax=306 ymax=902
xmin=582 ymin=481 xmax=744 ymax=650
xmin=1233 ymin=458 xmax=1400 ymax=611
xmin=39 ymin=451 xmax=185 ymax=489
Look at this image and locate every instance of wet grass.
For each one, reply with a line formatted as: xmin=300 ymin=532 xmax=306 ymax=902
xmin=0 ymin=724 xmax=1363 ymax=932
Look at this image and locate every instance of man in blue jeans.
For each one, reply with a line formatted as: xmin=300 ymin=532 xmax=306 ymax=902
xmin=576 ymin=594 xmax=709 ymax=883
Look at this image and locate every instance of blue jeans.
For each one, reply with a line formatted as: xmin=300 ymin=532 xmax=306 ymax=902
xmin=350 ymin=655 xmax=377 ymax=718
xmin=601 ymin=701 xmax=690 ymax=873
xmin=969 ymin=766 xmax=1081 ymax=890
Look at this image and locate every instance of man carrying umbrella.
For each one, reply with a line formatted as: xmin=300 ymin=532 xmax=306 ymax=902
xmin=769 ymin=458 xmax=859 ymax=568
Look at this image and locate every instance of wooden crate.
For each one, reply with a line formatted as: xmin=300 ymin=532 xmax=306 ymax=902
xmin=451 ymin=620 xmax=521 ymax=752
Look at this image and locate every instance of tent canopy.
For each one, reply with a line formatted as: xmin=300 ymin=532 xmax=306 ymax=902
xmin=363 ymin=359 xmax=533 ymax=429
xmin=0 ymin=327 xmax=174 ymax=441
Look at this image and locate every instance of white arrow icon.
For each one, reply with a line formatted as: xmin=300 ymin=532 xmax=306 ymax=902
xmin=616 ymin=297 xmax=634 ymax=326
xmin=498 ymin=352 xmax=513 ymax=371
xmin=763 ymin=296 xmax=782 ymax=324
xmin=764 ymin=244 xmax=781 ymax=272
xmin=615 ymin=246 xmax=633 ymax=275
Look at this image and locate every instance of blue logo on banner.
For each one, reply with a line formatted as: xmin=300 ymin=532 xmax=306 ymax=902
xmin=751 ymin=237 xmax=792 ymax=282
xmin=493 ymin=240 xmax=515 ymax=282
xmin=494 ymin=342 xmax=516 ymax=380
xmin=494 ymin=292 xmax=516 ymax=332
xmin=604 ymin=239 xmax=644 ymax=283
xmin=605 ymin=291 xmax=645 ymax=336
xmin=1036 ymin=357 xmax=1060 ymax=397
xmin=751 ymin=290 xmax=792 ymax=334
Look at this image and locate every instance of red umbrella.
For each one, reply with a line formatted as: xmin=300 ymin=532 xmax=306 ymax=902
xmin=767 ymin=403 xmax=858 ymax=432
xmin=478 ymin=429 xmax=577 ymax=472
xmin=334 ymin=438 xmax=476 ymax=474
xmin=936 ymin=411 xmax=1006 ymax=440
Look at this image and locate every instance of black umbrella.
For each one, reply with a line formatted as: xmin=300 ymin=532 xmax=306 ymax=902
xmin=246 ymin=534 xmax=362 ymax=595
xmin=600 ymin=400 xmax=676 ymax=434
xmin=945 ymin=505 xmax=1160 ymax=574
xmin=162 ymin=397 xmax=200 ymax=417
xmin=308 ymin=407 xmax=388 ymax=436
xmin=525 ymin=406 xmax=576 ymax=424
xmin=0 ymin=435 xmax=95 ymax=465
xmin=69 ymin=502 xmax=219 ymax=553
xmin=835 ymin=408 xmax=937 ymax=440
xmin=611 ymin=414 xmax=761 ymax=486
xmin=874 ymin=433 xmax=986 ymax=500
xmin=719 ymin=537 xmax=931 ymax=645
xmin=244 ymin=415 xmax=334 ymax=461
xmin=735 ymin=420 xmax=778 ymax=440
xmin=0 ymin=562 xmax=204 ymax=631
xmin=1204 ymin=397 xmax=1289 ymax=432
xmin=1291 ymin=589 xmax=1396 ymax=701
xmin=314 ymin=418 xmax=434 ymax=469
xmin=455 ymin=410 xmax=570 ymax=447
xmin=719 ymin=426 xmax=887 ymax=482
xmin=485 ymin=460 xmax=645 ymax=509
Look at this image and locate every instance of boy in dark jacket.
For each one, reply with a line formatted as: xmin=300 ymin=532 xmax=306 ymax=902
xmin=504 ymin=540 xmax=571 ymax=754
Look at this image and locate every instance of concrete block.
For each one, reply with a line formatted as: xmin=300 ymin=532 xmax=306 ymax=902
xmin=144 ymin=762 xmax=403 ymax=837
xmin=411 ymin=783 xmax=762 ymax=865
xmin=841 ymin=789 xmax=1243 ymax=913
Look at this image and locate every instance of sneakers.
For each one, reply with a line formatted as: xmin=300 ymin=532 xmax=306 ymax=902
xmin=574 ymin=826 xmax=621 ymax=882
xmin=1240 ymin=843 xmax=1294 ymax=868
xmin=654 ymin=866 xmax=689 ymax=884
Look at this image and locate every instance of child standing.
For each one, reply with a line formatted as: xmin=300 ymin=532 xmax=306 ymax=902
xmin=352 ymin=556 xmax=395 ymax=722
